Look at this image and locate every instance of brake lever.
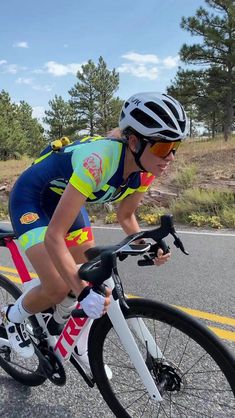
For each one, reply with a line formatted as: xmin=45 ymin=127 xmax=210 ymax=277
xmin=172 ymin=233 xmax=189 ymax=255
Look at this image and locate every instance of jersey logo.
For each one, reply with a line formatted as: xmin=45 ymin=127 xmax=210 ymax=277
xmin=83 ymin=153 xmax=103 ymax=186
xmin=20 ymin=212 xmax=40 ymax=224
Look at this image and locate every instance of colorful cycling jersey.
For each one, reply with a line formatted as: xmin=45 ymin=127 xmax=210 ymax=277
xmin=31 ymin=136 xmax=155 ymax=204
xmin=9 ymin=136 xmax=156 ymax=249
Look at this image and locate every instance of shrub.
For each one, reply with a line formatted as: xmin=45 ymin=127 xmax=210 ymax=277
xmin=173 ymin=164 xmax=197 ymax=189
xmin=220 ymin=207 xmax=235 ymax=228
xmin=208 ymin=216 xmax=223 ymax=229
xmin=89 ymin=215 xmax=97 ymax=223
xmin=0 ymin=203 xmax=8 ymax=220
xmin=188 ymin=213 xmax=208 ymax=227
xmin=104 ymin=212 xmax=118 ymax=224
xmin=138 ymin=210 xmax=165 ymax=225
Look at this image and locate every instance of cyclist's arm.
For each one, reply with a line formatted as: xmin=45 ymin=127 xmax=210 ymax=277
xmin=117 ymin=191 xmax=171 ymax=266
xmin=116 ymin=191 xmax=144 ymax=235
xmin=44 ymin=183 xmax=89 ymax=296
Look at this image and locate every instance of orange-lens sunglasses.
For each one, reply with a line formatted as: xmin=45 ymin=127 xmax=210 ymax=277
xmin=149 ymin=140 xmax=181 ymax=158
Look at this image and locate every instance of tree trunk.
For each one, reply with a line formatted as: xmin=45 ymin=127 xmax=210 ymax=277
xmin=223 ymin=69 xmax=234 ymax=142
xmin=211 ymin=111 xmax=216 ymax=139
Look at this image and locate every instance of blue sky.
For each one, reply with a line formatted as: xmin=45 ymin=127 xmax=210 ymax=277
xmin=1 ymin=0 xmax=205 ymax=121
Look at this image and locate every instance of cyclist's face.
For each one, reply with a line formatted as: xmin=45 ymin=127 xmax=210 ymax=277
xmin=140 ymin=143 xmax=175 ymax=176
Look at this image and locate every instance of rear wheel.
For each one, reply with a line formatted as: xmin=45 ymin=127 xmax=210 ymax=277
xmin=89 ymin=298 xmax=235 ymax=417
xmin=0 ymin=273 xmax=46 ymax=386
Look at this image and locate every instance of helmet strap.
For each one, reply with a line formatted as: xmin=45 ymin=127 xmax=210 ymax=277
xmin=130 ymin=138 xmax=148 ymax=172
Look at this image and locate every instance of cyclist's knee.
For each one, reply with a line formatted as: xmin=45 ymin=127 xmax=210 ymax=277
xmin=40 ymin=283 xmax=70 ymax=305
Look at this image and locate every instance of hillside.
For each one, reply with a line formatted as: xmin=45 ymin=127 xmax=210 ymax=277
xmin=0 ymin=136 xmax=235 ymax=228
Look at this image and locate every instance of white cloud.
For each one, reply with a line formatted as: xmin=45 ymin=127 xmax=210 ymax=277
xmin=13 ymin=41 xmax=29 ymax=48
xmin=16 ymin=77 xmax=52 ymax=92
xmin=162 ymin=55 xmax=179 ymax=69
xmin=32 ymin=84 xmax=52 ymax=92
xmin=122 ymin=52 xmax=159 ymax=64
xmin=6 ymin=64 xmax=23 ymax=74
xmin=16 ymin=77 xmax=33 ymax=85
xmin=118 ymin=63 xmax=159 ymax=80
xmin=118 ymin=51 xmax=180 ymax=80
xmin=0 ymin=62 xmax=27 ymax=74
xmin=45 ymin=61 xmax=84 ymax=76
xmin=32 ymin=68 xmax=45 ymax=74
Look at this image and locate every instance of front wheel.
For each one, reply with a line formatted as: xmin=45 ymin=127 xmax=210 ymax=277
xmin=88 ymin=298 xmax=235 ymax=418
xmin=0 ymin=273 xmax=46 ymax=386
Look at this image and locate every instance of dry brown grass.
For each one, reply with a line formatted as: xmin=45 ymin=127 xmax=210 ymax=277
xmin=157 ymin=135 xmax=235 ymax=193
xmin=0 ymin=156 xmax=33 ymax=185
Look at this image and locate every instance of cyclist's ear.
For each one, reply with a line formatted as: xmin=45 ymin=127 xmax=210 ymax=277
xmin=128 ymin=134 xmax=140 ymax=153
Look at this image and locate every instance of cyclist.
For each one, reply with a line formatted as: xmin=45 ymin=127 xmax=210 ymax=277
xmin=0 ymin=92 xmax=188 ymax=358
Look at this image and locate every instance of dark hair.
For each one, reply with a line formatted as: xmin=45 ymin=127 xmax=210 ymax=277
xmin=123 ymin=127 xmax=144 ymax=141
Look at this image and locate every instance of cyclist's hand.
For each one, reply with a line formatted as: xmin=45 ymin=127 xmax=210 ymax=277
xmin=154 ymin=248 xmax=171 ymax=266
xmin=78 ymin=287 xmax=112 ymax=318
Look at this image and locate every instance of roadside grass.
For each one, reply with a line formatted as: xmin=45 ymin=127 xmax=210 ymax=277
xmin=169 ymin=188 xmax=235 ymax=228
xmin=172 ymin=163 xmax=198 ymax=189
xmin=177 ymin=134 xmax=235 ymax=159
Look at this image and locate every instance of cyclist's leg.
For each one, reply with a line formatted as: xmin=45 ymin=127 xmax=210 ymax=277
xmin=65 ymin=206 xmax=95 ymax=264
xmin=19 ymin=206 xmax=95 ymax=314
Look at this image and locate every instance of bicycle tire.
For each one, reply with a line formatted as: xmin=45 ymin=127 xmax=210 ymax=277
xmin=88 ymin=298 xmax=235 ymax=418
xmin=0 ymin=273 xmax=46 ymax=386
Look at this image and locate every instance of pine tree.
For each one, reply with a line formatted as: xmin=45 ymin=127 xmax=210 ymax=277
xmin=17 ymin=101 xmax=46 ymax=156
xmin=69 ymin=57 xmax=120 ymax=136
xmin=95 ymin=57 xmax=119 ymax=135
xmin=180 ymin=0 xmax=235 ymax=140
xmin=43 ymin=95 xmax=80 ymax=139
xmin=69 ymin=60 xmax=98 ymax=136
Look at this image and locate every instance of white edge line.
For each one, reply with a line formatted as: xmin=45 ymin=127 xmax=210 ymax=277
xmin=92 ymin=225 xmax=235 ymax=237
xmin=1 ymin=221 xmax=235 ymax=237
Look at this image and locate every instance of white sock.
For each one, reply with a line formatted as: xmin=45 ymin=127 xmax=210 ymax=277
xmin=7 ymin=293 xmax=33 ymax=323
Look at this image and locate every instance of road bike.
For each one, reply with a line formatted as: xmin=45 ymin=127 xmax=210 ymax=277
xmin=0 ymin=215 xmax=234 ymax=417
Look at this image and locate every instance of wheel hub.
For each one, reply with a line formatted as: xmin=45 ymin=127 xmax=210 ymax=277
xmin=146 ymin=354 xmax=184 ymax=394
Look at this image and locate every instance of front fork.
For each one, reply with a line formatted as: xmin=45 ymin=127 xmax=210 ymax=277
xmin=105 ymin=277 xmax=163 ymax=402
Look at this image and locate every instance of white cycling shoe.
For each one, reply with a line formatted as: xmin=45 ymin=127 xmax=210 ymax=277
xmin=0 ymin=306 xmax=34 ymax=359
xmin=74 ymin=348 xmax=112 ymax=380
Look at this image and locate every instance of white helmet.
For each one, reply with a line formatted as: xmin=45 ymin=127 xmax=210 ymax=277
xmin=119 ymin=92 xmax=188 ymax=141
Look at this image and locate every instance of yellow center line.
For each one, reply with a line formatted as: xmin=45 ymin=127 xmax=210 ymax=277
xmin=1 ymin=273 xmax=22 ymax=284
xmin=0 ymin=265 xmax=37 ymax=278
xmin=208 ymin=327 xmax=235 ymax=342
xmin=173 ymin=305 xmax=235 ymax=327
xmin=1 ymin=269 xmax=234 ymax=342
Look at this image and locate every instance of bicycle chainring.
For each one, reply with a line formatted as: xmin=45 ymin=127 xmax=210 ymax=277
xmin=39 ymin=347 xmax=66 ymax=386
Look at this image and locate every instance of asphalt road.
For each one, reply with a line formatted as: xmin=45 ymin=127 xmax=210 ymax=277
xmin=0 ymin=225 xmax=234 ymax=417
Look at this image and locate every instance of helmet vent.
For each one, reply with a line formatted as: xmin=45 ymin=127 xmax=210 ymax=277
xmin=160 ymin=130 xmax=179 ymax=139
xmin=163 ymin=100 xmax=179 ymax=120
xmin=130 ymin=108 xmax=162 ymax=129
xmin=120 ymin=110 xmax=125 ymax=120
xmin=124 ymin=101 xmax=130 ymax=108
xmin=145 ymin=102 xmax=177 ymax=130
xmin=178 ymin=120 xmax=186 ymax=132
